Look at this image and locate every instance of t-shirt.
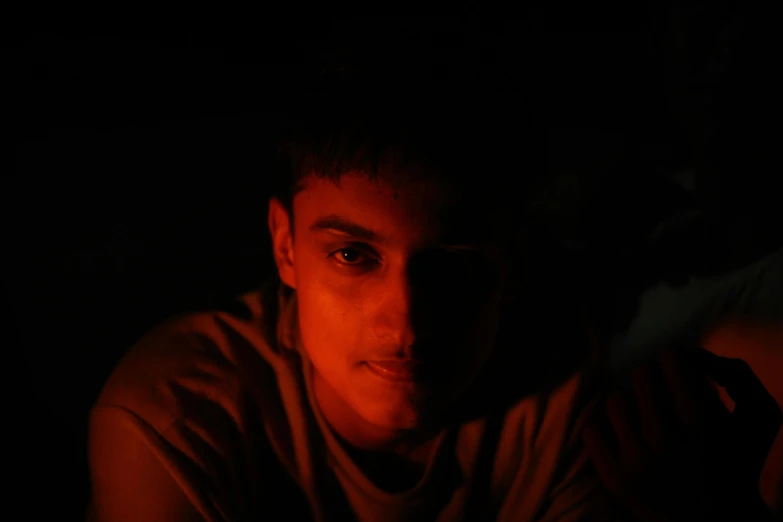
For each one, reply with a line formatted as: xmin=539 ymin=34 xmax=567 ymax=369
xmin=87 ymin=280 xmax=617 ymax=522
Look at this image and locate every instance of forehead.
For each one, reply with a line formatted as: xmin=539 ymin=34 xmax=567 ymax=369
xmin=293 ymin=174 xmax=509 ymax=247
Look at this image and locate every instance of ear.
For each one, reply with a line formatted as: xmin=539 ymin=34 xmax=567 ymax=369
xmin=267 ymin=197 xmax=296 ymax=289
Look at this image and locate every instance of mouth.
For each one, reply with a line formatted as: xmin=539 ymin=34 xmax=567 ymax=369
xmin=364 ymin=360 xmax=430 ymax=383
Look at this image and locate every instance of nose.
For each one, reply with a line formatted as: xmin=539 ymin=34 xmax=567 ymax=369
xmin=371 ymin=269 xmax=417 ymax=352
xmin=371 ymin=253 xmax=463 ymax=356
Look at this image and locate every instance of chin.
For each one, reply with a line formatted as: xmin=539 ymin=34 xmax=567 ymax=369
xmin=352 ymin=390 xmax=436 ymax=431
xmin=362 ymin=407 xmax=424 ymax=431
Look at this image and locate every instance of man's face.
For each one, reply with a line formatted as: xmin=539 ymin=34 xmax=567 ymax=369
xmin=269 ymin=173 xmax=514 ymax=432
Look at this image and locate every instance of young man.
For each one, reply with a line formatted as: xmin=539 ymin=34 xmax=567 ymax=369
xmin=87 ymin=70 xmax=621 ymax=521
xmin=85 ymin=71 xmax=778 ymax=521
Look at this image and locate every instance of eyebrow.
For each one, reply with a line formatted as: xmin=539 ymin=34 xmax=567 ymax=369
xmin=309 ymin=215 xmax=383 ymax=242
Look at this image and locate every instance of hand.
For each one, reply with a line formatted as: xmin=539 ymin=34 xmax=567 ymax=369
xmin=582 ymin=348 xmax=781 ymax=522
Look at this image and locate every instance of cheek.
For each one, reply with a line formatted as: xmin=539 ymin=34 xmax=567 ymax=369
xmin=458 ymin=294 xmax=505 ymax=357
xmin=434 ymin=287 xmax=505 ymax=341
xmin=294 ymin=255 xmax=368 ymax=368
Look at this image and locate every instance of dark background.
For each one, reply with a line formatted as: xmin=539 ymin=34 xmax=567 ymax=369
xmin=6 ymin=8 xmax=781 ymax=518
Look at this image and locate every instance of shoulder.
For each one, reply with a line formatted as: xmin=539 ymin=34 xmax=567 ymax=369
xmin=93 ymin=283 xmax=281 ymax=433
xmin=482 ymin=371 xmax=593 ymax=481
xmin=505 ymin=370 xmax=593 ymax=455
xmin=88 ymin=281 xmax=303 ymax=521
xmin=489 ymin=371 xmax=606 ymax=519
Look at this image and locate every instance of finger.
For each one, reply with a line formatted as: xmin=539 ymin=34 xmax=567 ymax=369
xmin=583 ymin=415 xmax=627 ymax=497
xmin=697 ymin=350 xmax=780 ymax=415
xmin=631 ymin=361 xmax=668 ymax=454
xmin=681 ymin=349 xmax=735 ymax=425
xmin=659 ymin=349 xmax=706 ymax=438
xmin=698 ymin=350 xmax=783 ymax=468
xmin=606 ymin=389 xmax=648 ymax=474
xmin=698 ymin=350 xmax=781 ymax=425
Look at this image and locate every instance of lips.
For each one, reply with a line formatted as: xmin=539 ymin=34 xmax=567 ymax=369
xmin=365 ymin=360 xmax=426 ymax=383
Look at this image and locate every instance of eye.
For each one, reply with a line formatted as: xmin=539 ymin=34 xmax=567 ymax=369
xmin=330 ymin=246 xmax=377 ymax=268
xmin=413 ymin=248 xmax=488 ymax=285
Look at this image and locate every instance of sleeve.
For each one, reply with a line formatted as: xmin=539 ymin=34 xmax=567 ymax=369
xmin=88 ymin=406 xmax=208 ymax=522
xmin=533 ymin=446 xmax=629 ymax=522
xmin=533 ymin=375 xmax=631 ymax=522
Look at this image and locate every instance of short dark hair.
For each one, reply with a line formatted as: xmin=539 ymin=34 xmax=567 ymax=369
xmin=272 ymin=61 xmax=543 ymax=221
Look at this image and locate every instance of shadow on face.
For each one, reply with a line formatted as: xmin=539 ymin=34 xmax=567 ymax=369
xmin=270 ymin=175 xmax=592 ymax=428
xmin=270 ymin=173 xmax=521 ymax=430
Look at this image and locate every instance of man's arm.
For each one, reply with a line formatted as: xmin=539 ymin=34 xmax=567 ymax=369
xmin=582 ymin=320 xmax=782 ymax=522
xmin=88 ymin=407 xmax=206 ymax=522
